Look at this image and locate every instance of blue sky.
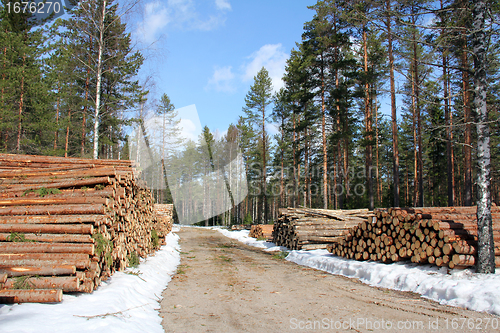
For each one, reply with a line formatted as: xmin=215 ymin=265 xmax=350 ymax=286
xmin=131 ymin=0 xmax=317 ymax=138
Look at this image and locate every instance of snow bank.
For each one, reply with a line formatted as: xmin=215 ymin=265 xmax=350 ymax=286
xmin=215 ymin=227 xmax=287 ymax=252
xmin=216 ymin=228 xmax=500 ymax=316
xmin=0 ymin=231 xmax=181 ymax=333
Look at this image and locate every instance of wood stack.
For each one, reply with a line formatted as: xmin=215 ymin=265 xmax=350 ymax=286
xmin=0 ymin=153 xmax=172 ymax=303
xmin=249 ymin=224 xmax=274 ymax=241
xmin=273 ymin=208 xmax=373 ymax=250
xmin=153 ymin=204 xmax=174 ymax=246
xmin=327 ymin=206 xmax=500 ymax=269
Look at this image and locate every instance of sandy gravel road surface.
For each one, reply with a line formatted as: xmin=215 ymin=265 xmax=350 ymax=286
xmin=160 ymin=227 xmax=499 ymax=332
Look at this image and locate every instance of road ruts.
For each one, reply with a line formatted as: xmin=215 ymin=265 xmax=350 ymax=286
xmin=160 ymin=227 xmax=499 ymax=333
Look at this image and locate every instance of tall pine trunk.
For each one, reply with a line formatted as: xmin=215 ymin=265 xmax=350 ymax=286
xmin=462 ymin=43 xmax=473 ymax=206
xmin=261 ymin=104 xmax=266 ymax=223
xmin=16 ymin=55 xmax=26 ymax=152
xmin=363 ymin=28 xmax=374 ymax=210
xmin=64 ymin=108 xmax=72 ymax=157
xmin=321 ymin=55 xmax=328 ymax=209
xmin=387 ymin=0 xmax=400 ymax=207
xmin=472 ymin=0 xmax=494 ymax=273
xmin=443 ymin=51 xmax=455 ymax=206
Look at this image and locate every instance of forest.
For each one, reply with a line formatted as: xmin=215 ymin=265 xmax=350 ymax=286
xmin=1 ymin=0 xmax=500 ymax=228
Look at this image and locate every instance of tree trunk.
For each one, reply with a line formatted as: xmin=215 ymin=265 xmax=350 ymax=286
xmin=321 ymin=55 xmax=328 ymax=209
xmin=64 ymin=108 xmax=72 ymax=158
xmin=462 ymin=43 xmax=473 ymax=206
xmin=92 ymin=0 xmax=107 ymax=160
xmin=293 ymin=113 xmax=297 ymax=208
xmin=472 ymin=0 xmax=494 ymax=273
xmin=387 ymin=0 xmax=400 ymax=207
xmin=16 ymin=55 xmax=26 ymax=152
xmin=261 ymin=104 xmax=266 ymax=223
xmin=374 ymin=90 xmax=381 ymax=204
xmin=280 ymin=118 xmax=284 ymax=208
xmin=363 ymin=29 xmax=374 ymax=211
xmin=54 ymin=86 xmax=60 ymax=150
xmin=442 ymin=32 xmax=455 ymax=206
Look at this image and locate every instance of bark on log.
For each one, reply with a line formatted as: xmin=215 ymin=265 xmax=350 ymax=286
xmin=3 ymin=276 xmax=80 ymax=292
xmin=0 ymin=265 xmax=76 ymax=277
xmin=0 ymin=258 xmax=90 ymax=269
xmin=0 ymin=233 xmax=93 ymax=243
xmin=0 ymin=243 xmax=94 ymax=255
xmin=0 ymin=224 xmax=92 ymax=234
xmin=0 ymin=176 xmax=112 ymax=192
xmin=0 ymin=204 xmax=106 ymax=216
xmin=0 ymin=215 xmax=107 ymax=225
xmin=0 ymin=289 xmax=63 ymax=303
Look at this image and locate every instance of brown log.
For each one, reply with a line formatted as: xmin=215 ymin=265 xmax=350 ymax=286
xmin=0 ymin=272 xmax=6 ymax=283
xmin=0 ymin=176 xmax=112 ymax=192
xmin=0 ymin=165 xmax=97 ymax=177
xmin=0 ymin=243 xmax=94 ymax=255
xmin=0 ymin=204 xmax=106 ymax=216
xmin=0 ymin=197 xmax=109 ymax=206
xmin=451 ymin=254 xmax=475 ymax=267
xmin=0 ymin=214 xmax=107 ymax=225
xmin=0 ymin=233 xmax=93 ymax=243
xmin=3 ymin=276 xmax=80 ymax=292
xmin=0 ymin=153 xmax=133 ymax=166
xmin=0 ymin=265 xmax=76 ymax=277
xmin=1 ymin=186 xmax=116 ymax=200
xmin=295 ymin=229 xmax=350 ymax=237
xmin=300 ymin=244 xmax=330 ymax=250
xmin=0 ymin=253 xmax=89 ymax=261
xmin=0 ymin=289 xmax=63 ymax=303
xmin=0 ymin=224 xmax=92 ymax=234
xmin=401 ymin=206 xmax=500 ymax=214
xmin=0 ymin=258 xmax=90 ymax=269
xmin=0 ymin=167 xmax=117 ymax=184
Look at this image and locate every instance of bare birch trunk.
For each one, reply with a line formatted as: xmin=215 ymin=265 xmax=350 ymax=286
xmin=472 ymin=0 xmax=494 ymax=273
xmin=92 ymin=0 xmax=107 ymax=160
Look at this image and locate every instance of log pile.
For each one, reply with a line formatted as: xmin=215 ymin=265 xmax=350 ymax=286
xmin=249 ymin=224 xmax=274 ymax=241
xmin=0 ymin=153 xmax=172 ymax=303
xmin=273 ymin=208 xmax=373 ymax=250
xmin=153 ymin=204 xmax=174 ymax=246
xmin=327 ymin=206 xmax=500 ymax=269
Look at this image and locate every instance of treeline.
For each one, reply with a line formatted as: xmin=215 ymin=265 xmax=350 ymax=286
xmin=0 ymin=0 xmax=144 ymax=158
xmin=231 ymin=0 xmax=500 ymax=225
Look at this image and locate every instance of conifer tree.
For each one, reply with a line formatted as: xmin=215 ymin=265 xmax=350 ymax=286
xmin=242 ymin=67 xmax=273 ymax=223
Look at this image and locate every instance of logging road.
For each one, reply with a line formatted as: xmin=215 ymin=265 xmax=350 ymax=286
xmin=160 ymin=228 xmax=498 ymax=333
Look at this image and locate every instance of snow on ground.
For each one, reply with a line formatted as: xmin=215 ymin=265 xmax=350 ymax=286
xmin=216 ymin=227 xmax=500 ymax=316
xmin=0 ymin=227 xmax=181 ymax=333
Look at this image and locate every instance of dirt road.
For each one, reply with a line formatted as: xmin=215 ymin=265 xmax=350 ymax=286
xmin=160 ymin=227 xmax=498 ymax=332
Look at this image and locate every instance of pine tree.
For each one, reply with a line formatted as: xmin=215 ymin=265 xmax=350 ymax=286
xmin=242 ymin=67 xmax=273 ymax=223
xmin=0 ymin=0 xmax=52 ymax=153
xmin=64 ymin=0 xmax=144 ymax=159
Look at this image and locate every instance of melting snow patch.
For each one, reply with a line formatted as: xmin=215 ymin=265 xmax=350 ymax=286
xmin=0 ymin=232 xmax=181 ymax=333
xmin=217 ymin=228 xmax=500 ymax=316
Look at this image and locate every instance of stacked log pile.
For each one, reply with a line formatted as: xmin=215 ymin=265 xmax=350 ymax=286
xmin=327 ymin=206 xmax=500 ymax=269
xmin=0 ymin=153 xmax=172 ymax=303
xmin=153 ymin=204 xmax=174 ymax=246
xmin=273 ymin=208 xmax=373 ymax=250
xmin=249 ymin=224 xmax=274 ymax=241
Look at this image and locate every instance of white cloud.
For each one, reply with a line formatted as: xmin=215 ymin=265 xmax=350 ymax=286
xmin=135 ymin=0 xmax=229 ymax=42
xmin=215 ymin=0 xmax=231 ymax=11
xmin=178 ymin=118 xmax=198 ymax=142
xmin=206 ymin=66 xmax=236 ymax=93
xmin=242 ymin=44 xmax=288 ymax=92
xmin=135 ymin=1 xmax=170 ymax=44
xmin=176 ymin=104 xmax=203 ymax=143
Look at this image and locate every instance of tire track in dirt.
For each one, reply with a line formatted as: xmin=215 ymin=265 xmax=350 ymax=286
xmin=160 ymin=227 xmax=499 ymax=332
